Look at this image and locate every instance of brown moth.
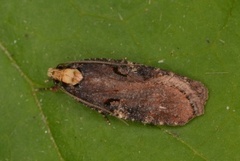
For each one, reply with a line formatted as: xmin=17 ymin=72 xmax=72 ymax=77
xmin=47 ymin=59 xmax=208 ymax=126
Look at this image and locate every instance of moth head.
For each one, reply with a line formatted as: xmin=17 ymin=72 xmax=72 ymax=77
xmin=47 ymin=68 xmax=83 ymax=85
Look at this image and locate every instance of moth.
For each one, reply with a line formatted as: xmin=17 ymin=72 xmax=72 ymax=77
xmin=47 ymin=59 xmax=208 ymax=126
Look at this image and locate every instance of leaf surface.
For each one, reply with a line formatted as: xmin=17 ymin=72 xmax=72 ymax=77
xmin=1 ymin=0 xmax=240 ymax=161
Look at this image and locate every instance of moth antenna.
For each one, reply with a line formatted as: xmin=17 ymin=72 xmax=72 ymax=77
xmin=61 ymin=88 xmax=129 ymax=125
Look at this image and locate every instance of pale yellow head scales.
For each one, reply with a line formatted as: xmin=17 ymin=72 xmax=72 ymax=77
xmin=47 ymin=68 xmax=83 ymax=85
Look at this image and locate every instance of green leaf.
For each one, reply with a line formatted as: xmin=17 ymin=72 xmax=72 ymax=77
xmin=1 ymin=0 xmax=240 ymax=161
